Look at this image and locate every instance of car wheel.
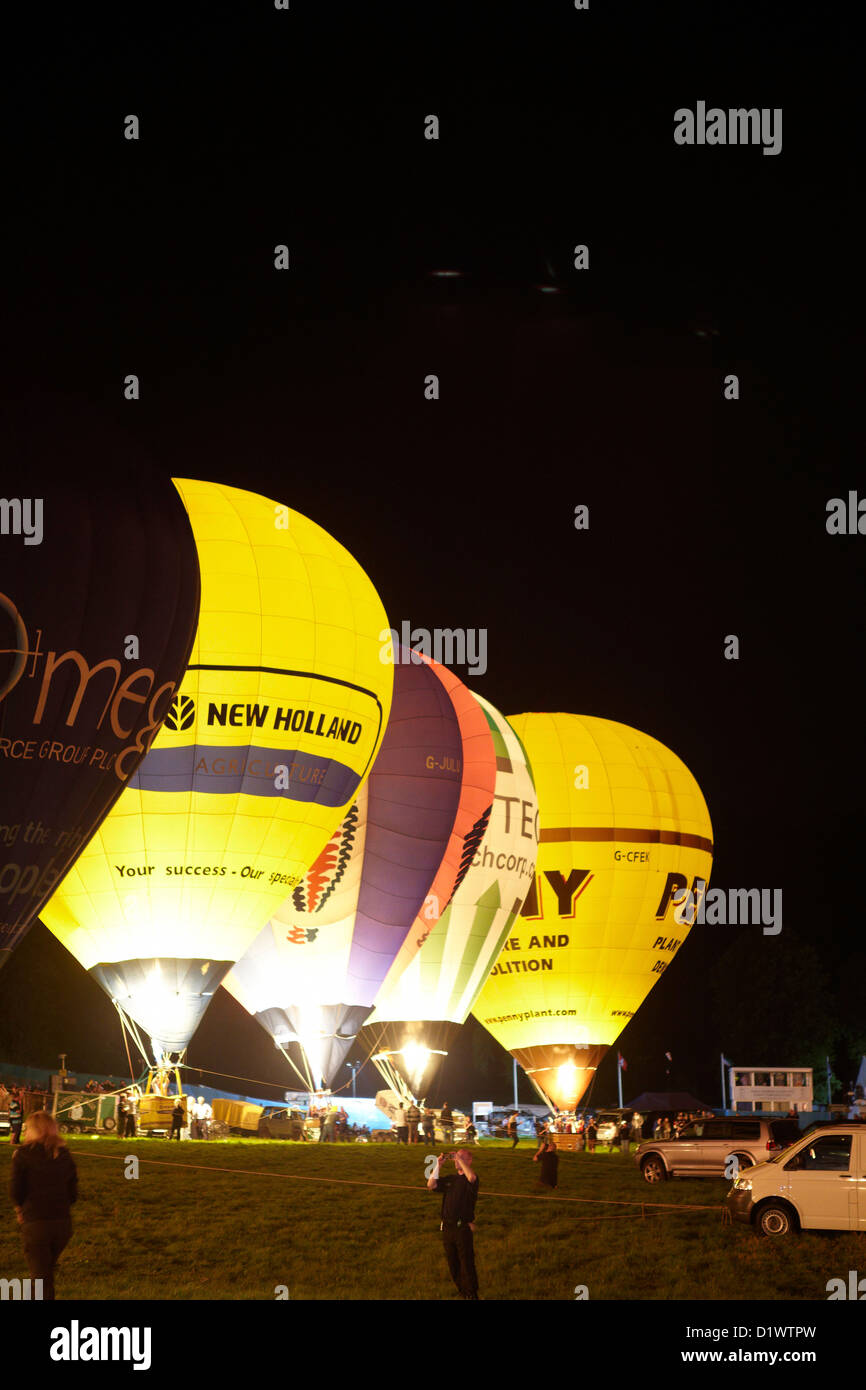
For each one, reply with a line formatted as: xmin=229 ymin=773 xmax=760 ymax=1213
xmin=641 ymin=1154 xmax=667 ymax=1184
xmin=757 ymin=1202 xmax=794 ymax=1236
xmin=103 ymin=1117 xmax=117 ymax=1131
xmin=733 ymin=1152 xmax=753 ymax=1170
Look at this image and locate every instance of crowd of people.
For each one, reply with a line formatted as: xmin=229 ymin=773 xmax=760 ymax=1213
xmin=651 ymin=1109 xmax=715 ymax=1139
xmin=391 ymin=1101 xmax=457 ymax=1144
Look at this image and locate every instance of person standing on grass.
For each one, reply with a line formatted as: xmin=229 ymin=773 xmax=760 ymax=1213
xmin=124 ymin=1092 xmax=138 ymax=1139
xmin=440 ymin=1102 xmax=454 ymax=1146
xmin=427 ymin=1148 xmax=480 ymax=1300
xmin=323 ymin=1105 xmax=339 ymax=1143
xmin=586 ymin=1118 xmax=597 ymax=1153
xmin=507 ymin=1112 xmax=519 ymax=1149
xmin=619 ymin=1117 xmax=631 ymax=1155
xmin=169 ymin=1099 xmax=185 ymax=1140
xmin=423 ymin=1106 xmax=437 ymax=1144
xmin=9 ymin=1110 xmax=77 ymax=1301
xmin=406 ymin=1100 xmax=421 ymax=1144
xmin=533 ymin=1135 xmax=559 ymax=1191
xmin=9 ymin=1087 xmax=24 ymax=1146
xmin=464 ymin=1118 xmax=479 ymax=1146
xmin=395 ymin=1104 xmax=409 ymax=1145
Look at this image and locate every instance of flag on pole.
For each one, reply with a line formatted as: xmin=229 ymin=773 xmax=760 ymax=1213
xmin=664 ymin=1051 xmax=672 ymax=1062
xmin=617 ymin=1052 xmax=627 ymax=1071
xmin=722 ymin=1054 xmax=732 ymax=1067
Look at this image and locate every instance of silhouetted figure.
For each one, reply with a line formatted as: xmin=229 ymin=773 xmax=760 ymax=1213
xmin=9 ymin=1111 xmax=78 ymax=1300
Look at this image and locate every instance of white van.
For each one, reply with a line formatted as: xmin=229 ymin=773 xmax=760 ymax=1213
xmin=726 ymin=1122 xmax=866 ymax=1235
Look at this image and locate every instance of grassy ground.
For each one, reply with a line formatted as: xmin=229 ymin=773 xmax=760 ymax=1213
xmin=1 ymin=1137 xmax=861 ymax=1300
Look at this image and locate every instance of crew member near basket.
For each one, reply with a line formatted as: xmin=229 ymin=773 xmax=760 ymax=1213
xmin=427 ymin=1148 xmax=480 ymax=1300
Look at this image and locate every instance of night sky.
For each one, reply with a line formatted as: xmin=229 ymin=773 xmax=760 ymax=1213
xmin=1 ymin=4 xmax=859 ymax=1110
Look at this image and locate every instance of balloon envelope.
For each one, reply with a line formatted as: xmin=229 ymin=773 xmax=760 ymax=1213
xmin=40 ymin=481 xmax=393 ymax=1055
xmin=1 ymin=479 xmax=200 ymax=968
xmin=362 ymin=694 xmax=538 ymax=1098
xmin=472 ymin=713 xmax=713 ymax=1110
xmin=224 ymin=651 xmax=498 ymax=1088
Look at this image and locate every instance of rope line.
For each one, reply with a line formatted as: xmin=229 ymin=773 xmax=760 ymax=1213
xmin=66 ymin=1148 xmax=724 ymax=1210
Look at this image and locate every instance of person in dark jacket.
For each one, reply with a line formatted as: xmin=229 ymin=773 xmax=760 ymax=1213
xmin=169 ymin=1100 xmax=185 ymax=1140
xmin=9 ymin=1110 xmax=78 ymax=1300
xmin=507 ymin=1112 xmax=519 ymax=1149
xmin=533 ymin=1136 xmax=559 ymax=1190
xmin=8 ymin=1087 xmax=24 ymax=1145
xmin=427 ymin=1149 xmax=480 ymax=1299
xmin=440 ymin=1103 xmax=454 ymax=1146
xmin=123 ymin=1093 xmax=137 ymax=1139
xmin=619 ymin=1117 xmax=631 ymax=1155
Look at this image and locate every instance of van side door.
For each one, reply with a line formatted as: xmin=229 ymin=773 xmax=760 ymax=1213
xmin=782 ymin=1133 xmax=856 ymax=1230
xmin=854 ymin=1131 xmax=866 ymax=1231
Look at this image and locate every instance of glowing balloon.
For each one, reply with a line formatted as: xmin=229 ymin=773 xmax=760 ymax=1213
xmin=472 ymin=713 xmax=713 ymax=1110
xmin=361 ymin=694 xmax=538 ymax=1098
xmin=0 ymin=482 xmax=200 ymax=969
xmin=40 ymin=481 xmax=393 ymax=1056
xmin=224 ymin=651 xmax=498 ymax=1088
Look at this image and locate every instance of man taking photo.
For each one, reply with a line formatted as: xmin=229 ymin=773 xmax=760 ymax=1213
xmin=427 ymin=1148 xmax=480 ymax=1300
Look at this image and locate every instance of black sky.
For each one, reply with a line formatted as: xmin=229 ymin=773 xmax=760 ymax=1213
xmin=1 ymin=2 xmax=860 ymax=1106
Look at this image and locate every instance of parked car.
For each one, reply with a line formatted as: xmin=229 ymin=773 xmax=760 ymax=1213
xmin=485 ymin=1108 xmax=538 ymax=1138
xmin=258 ymin=1106 xmax=305 ymax=1140
xmin=636 ymin=1115 xmax=800 ymax=1183
xmin=594 ymin=1110 xmax=634 ymax=1144
xmin=727 ymin=1121 xmax=866 ymax=1234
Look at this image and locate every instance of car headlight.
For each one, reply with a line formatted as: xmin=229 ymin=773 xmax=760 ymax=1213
xmin=734 ymin=1177 xmax=752 ymax=1191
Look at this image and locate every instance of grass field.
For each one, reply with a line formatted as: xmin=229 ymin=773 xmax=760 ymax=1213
xmin=1 ymin=1137 xmax=862 ymax=1300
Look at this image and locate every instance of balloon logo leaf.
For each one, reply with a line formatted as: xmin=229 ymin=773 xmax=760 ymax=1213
xmin=164 ymin=694 xmax=196 ymax=732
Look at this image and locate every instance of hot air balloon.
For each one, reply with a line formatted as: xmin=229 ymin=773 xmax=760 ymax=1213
xmin=40 ymin=480 xmax=393 ymax=1063
xmin=361 ymin=694 xmax=538 ymax=1100
xmin=471 ymin=713 xmax=713 ymax=1111
xmin=0 ymin=480 xmax=200 ymax=970
xmin=223 ymin=650 xmax=498 ymax=1091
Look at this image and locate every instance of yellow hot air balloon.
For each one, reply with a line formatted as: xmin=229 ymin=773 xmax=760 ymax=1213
xmin=40 ymin=480 xmax=393 ymax=1060
xmin=472 ymin=713 xmax=713 ymax=1111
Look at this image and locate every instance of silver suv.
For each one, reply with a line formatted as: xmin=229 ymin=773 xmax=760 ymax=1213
xmin=636 ymin=1115 xmax=800 ymax=1183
